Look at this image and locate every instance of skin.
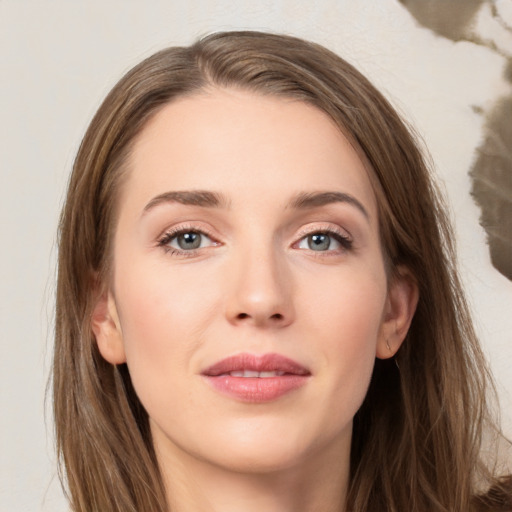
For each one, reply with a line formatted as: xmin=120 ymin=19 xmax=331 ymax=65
xmin=92 ymin=88 xmax=418 ymax=512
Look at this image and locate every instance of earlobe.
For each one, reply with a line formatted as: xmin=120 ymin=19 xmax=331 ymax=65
xmin=91 ymin=288 xmax=126 ymax=365
xmin=376 ymin=266 xmax=419 ymax=359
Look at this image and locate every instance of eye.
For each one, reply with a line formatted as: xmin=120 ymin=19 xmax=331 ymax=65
xmin=296 ymin=230 xmax=352 ymax=252
xmin=158 ymin=228 xmax=217 ymax=253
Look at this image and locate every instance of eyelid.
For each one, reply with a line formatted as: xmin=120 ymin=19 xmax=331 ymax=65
xmin=156 ymin=223 xmax=221 ymax=254
xmin=155 ymin=221 xmax=353 ymax=257
xmin=292 ymin=223 xmax=353 ymax=252
xmin=294 ymin=223 xmax=352 ymax=242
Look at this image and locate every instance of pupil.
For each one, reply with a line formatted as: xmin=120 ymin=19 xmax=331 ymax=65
xmin=308 ymin=233 xmax=330 ymax=251
xmin=178 ymin=232 xmax=201 ymax=250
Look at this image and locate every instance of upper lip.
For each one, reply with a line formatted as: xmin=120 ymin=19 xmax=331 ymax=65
xmin=201 ymin=353 xmax=311 ymax=376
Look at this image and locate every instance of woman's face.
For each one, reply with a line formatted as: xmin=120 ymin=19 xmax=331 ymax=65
xmin=93 ymin=88 xmax=414 ymax=474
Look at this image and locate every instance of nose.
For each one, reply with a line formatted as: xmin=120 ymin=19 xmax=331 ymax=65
xmin=224 ymin=244 xmax=295 ymax=329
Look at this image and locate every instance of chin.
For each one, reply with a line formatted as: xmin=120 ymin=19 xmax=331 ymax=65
xmin=192 ymin=416 xmax=348 ymax=475
xmin=206 ymin=440 xmax=311 ymax=474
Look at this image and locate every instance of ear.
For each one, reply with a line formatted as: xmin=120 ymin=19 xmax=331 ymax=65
xmin=91 ymin=287 xmax=126 ymax=365
xmin=376 ymin=266 xmax=419 ymax=359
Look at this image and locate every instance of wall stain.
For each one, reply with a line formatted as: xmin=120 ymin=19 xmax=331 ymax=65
xmin=399 ymin=0 xmax=512 ymax=281
xmin=470 ymin=97 xmax=512 ymax=280
xmin=398 ymin=0 xmax=483 ymax=41
xmin=505 ymin=58 xmax=512 ymax=83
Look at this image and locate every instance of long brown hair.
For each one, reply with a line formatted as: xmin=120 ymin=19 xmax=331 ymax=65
xmin=53 ymin=31 xmax=511 ymax=511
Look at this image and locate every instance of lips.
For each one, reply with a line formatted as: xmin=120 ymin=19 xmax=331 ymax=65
xmin=201 ymin=353 xmax=311 ymax=403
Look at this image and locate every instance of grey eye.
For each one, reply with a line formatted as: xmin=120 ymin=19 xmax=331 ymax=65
xmin=176 ymin=232 xmax=202 ymax=250
xmin=160 ymin=228 xmax=218 ymax=253
xmin=307 ymin=233 xmax=332 ymax=251
xmin=297 ymin=231 xmax=347 ymax=252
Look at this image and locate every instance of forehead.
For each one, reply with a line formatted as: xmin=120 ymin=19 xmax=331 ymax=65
xmin=123 ymin=88 xmax=377 ymax=218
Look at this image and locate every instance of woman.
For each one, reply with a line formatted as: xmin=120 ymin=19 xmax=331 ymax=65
xmin=53 ymin=31 xmax=511 ymax=511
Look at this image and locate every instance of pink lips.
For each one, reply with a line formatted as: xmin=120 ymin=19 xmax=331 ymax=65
xmin=201 ymin=353 xmax=311 ymax=403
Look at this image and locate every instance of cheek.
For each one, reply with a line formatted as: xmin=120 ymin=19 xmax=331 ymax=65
xmin=301 ymin=261 xmax=387 ymax=348
xmin=116 ymin=253 xmax=219 ymax=334
xmin=299 ymin=265 xmax=386 ymax=411
xmin=112 ymin=257 xmax=222 ymax=404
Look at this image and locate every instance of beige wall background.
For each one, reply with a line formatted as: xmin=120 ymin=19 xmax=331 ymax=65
xmin=1 ymin=1 xmax=511 ymax=510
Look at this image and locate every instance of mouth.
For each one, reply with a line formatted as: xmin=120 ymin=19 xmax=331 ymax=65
xmin=201 ymin=353 xmax=311 ymax=403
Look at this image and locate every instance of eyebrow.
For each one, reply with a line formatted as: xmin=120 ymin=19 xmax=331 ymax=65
xmin=288 ymin=191 xmax=369 ymax=219
xmin=143 ymin=190 xmax=230 ymax=213
xmin=142 ymin=189 xmax=369 ymax=219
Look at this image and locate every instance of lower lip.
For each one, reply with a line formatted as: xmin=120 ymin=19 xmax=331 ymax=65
xmin=203 ymin=375 xmax=309 ymax=403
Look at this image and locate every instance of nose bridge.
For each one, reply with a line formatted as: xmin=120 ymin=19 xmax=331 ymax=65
xmin=225 ymin=232 xmax=294 ymax=327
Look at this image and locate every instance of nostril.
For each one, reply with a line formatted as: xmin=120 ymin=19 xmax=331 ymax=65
xmin=235 ymin=312 xmax=284 ymax=321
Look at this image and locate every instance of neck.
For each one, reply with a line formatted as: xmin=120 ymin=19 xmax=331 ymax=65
xmin=156 ymin=430 xmax=350 ymax=512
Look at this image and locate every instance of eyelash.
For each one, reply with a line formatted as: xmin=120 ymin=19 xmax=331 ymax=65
xmin=294 ymin=226 xmax=353 ymax=253
xmin=157 ymin=225 xmax=219 ymax=257
xmin=157 ymin=225 xmax=353 ymax=257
